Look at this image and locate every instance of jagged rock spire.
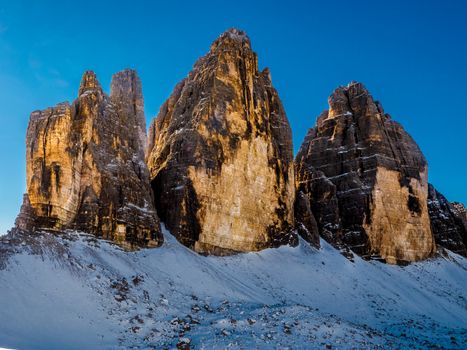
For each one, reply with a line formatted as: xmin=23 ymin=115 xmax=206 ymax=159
xmin=16 ymin=70 xmax=162 ymax=249
xmin=295 ymin=82 xmax=435 ymax=264
xmin=146 ymin=29 xmax=295 ymax=254
xmin=78 ymin=70 xmax=103 ymax=95
xmin=210 ymin=28 xmax=251 ymax=51
xmin=110 ymin=69 xmax=147 ymax=152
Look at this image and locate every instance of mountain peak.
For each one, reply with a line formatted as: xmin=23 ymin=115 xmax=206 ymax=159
xmin=296 ymin=82 xmax=433 ymax=264
xmin=110 ymin=68 xmax=142 ymax=101
xmin=210 ymin=28 xmax=251 ymax=51
xmin=78 ymin=70 xmax=102 ymax=96
xmin=146 ymin=27 xmax=294 ymax=255
xmin=17 ymin=69 xmax=162 ymax=248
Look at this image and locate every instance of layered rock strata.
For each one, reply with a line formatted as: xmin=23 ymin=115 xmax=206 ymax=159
xmin=146 ymin=29 xmax=295 ymax=254
xmin=16 ymin=70 xmax=162 ymax=248
xmin=427 ymin=185 xmax=467 ymax=256
xmin=295 ymin=82 xmax=435 ymax=263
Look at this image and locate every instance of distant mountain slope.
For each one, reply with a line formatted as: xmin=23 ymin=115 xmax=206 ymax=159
xmin=0 ymin=228 xmax=466 ymax=349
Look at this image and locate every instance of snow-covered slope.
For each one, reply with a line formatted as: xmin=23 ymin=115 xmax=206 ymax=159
xmin=0 ymin=227 xmax=466 ymax=349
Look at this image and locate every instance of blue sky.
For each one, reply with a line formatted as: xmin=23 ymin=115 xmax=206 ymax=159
xmin=0 ymin=0 xmax=466 ymax=233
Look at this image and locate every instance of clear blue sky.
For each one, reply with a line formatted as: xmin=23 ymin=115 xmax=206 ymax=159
xmin=1 ymin=0 xmax=466 ymax=234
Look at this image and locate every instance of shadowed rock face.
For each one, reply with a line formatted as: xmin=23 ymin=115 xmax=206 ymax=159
xmin=295 ymin=82 xmax=435 ymax=264
xmin=428 ymin=184 xmax=467 ymax=256
xmin=146 ymin=29 xmax=295 ymax=254
xmin=15 ymin=70 xmax=163 ymax=249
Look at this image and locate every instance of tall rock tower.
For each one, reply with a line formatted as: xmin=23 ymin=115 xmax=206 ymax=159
xmin=146 ymin=29 xmax=295 ymax=254
xmin=295 ymin=82 xmax=435 ymax=264
xmin=16 ymin=70 xmax=163 ymax=249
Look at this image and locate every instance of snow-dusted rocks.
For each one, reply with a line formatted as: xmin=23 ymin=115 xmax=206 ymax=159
xmin=11 ymin=34 xmax=464 ymax=264
xmin=1 ymin=229 xmax=466 ymax=349
xmin=428 ymin=184 xmax=467 ymax=256
xmin=15 ymin=70 xmax=163 ymax=249
xmin=295 ymin=82 xmax=435 ymax=264
xmin=146 ymin=29 xmax=295 ymax=254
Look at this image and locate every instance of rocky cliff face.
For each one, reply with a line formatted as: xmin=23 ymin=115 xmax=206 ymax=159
xmin=146 ymin=29 xmax=295 ymax=254
xmin=427 ymin=184 xmax=467 ymax=256
xmin=16 ymin=70 xmax=162 ymax=249
xmin=295 ymin=82 xmax=435 ymax=264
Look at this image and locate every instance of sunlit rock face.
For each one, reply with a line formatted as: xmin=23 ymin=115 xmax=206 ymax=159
xmin=16 ymin=70 xmax=163 ymax=249
xmin=428 ymin=184 xmax=467 ymax=256
xmin=146 ymin=29 xmax=295 ymax=255
xmin=295 ymin=82 xmax=435 ymax=264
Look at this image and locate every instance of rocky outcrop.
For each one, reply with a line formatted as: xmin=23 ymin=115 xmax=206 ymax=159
xmin=452 ymin=202 xmax=467 ymax=220
xmin=146 ymin=29 xmax=295 ymax=254
xmin=428 ymin=185 xmax=467 ymax=256
xmin=294 ymin=190 xmax=320 ymax=247
xmin=296 ymin=82 xmax=435 ymax=264
xmin=16 ymin=70 xmax=163 ymax=249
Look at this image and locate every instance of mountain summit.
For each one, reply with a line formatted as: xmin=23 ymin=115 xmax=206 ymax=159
xmin=295 ymin=82 xmax=435 ymax=263
xmin=146 ymin=28 xmax=295 ymax=254
xmin=1 ymin=28 xmax=466 ymax=350
xmin=13 ymin=34 xmax=466 ymax=262
xmin=15 ymin=69 xmax=162 ymax=249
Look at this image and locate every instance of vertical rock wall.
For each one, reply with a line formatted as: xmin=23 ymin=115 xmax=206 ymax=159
xmin=295 ymin=82 xmax=435 ymax=263
xmin=16 ymin=70 xmax=162 ymax=249
xmin=13 ymin=35 xmax=463 ymax=262
xmin=146 ymin=29 xmax=295 ymax=254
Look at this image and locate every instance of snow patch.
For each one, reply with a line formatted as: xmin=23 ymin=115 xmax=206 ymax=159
xmin=0 ymin=228 xmax=466 ymax=349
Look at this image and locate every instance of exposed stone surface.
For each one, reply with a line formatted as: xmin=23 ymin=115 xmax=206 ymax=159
xmin=295 ymin=82 xmax=435 ymax=264
xmin=294 ymin=190 xmax=320 ymax=247
xmin=452 ymin=202 xmax=467 ymax=220
xmin=427 ymin=184 xmax=467 ymax=256
xmin=16 ymin=70 xmax=162 ymax=249
xmin=146 ymin=29 xmax=295 ymax=254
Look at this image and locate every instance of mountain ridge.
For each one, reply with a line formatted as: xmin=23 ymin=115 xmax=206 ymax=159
xmin=12 ymin=29 xmax=466 ymax=263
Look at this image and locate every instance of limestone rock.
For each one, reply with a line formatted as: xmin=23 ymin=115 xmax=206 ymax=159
xmin=427 ymin=184 xmax=467 ymax=256
xmin=452 ymin=202 xmax=467 ymax=221
xmin=295 ymin=82 xmax=435 ymax=264
xmin=16 ymin=70 xmax=162 ymax=249
xmin=294 ymin=190 xmax=320 ymax=247
xmin=146 ymin=29 xmax=295 ymax=254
